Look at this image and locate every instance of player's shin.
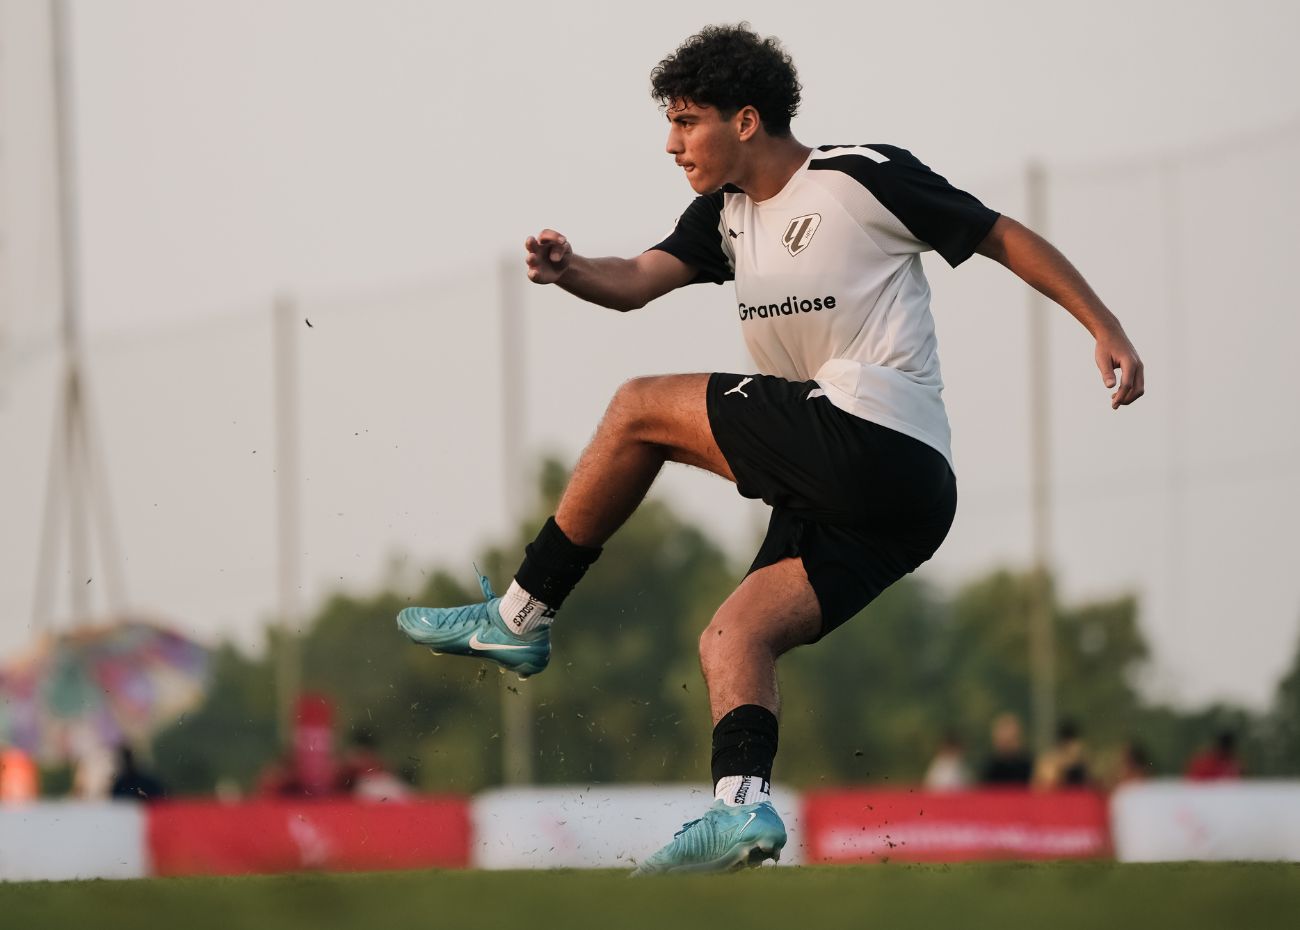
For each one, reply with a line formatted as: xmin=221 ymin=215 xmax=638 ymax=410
xmin=711 ymin=704 xmax=778 ymax=806
xmin=502 ymin=516 xmax=601 ymax=633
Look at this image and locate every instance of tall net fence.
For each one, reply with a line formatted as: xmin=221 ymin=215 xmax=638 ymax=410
xmin=1 ymin=120 xmax=1298 ymax=707
xmin=931 ymin=121 xmax=1300 ymax=705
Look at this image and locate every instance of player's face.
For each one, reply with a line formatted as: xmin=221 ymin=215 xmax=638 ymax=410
xmin=664 ymin=100 xmax=744 ymax=194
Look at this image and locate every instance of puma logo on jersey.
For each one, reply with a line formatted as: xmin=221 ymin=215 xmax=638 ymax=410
xmin=783 ymin=213 xmax=822 ymax=256
xmin=728 ymin=227 xmax=743 ymax=239
xmin=724 ymin=377 xmax=753 ymax=398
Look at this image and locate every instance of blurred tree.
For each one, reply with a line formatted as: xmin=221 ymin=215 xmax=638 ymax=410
xmin=777 ymin=576 xmax=947 ymax=785
xmin=148 ymin=457 xmax=1288 ymax=794
xmin=1262 ymin=622 xmax=1300 ymax=774
xmin=479 ymin=459 xmax=738 ymax=784
xmin=299 ymin=572 xmax=504 ymax=792
xmin=943 ymin=572 xmax=1148 ymax=750
xmin=152 ymin=643 xmax=278 ymax=794
xmin=777 ymin=569 xmax=1150 ymax=786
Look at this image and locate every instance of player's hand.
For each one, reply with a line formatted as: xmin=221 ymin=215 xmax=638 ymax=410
xmin=1095 ymin=328 xmax=1145 ymax=409
xmin=524 ymin=229 xmax=572 ymax=284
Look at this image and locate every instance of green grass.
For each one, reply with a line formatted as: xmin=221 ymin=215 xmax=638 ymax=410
xmin=3 ymin=863 xmax=1299 ymax=930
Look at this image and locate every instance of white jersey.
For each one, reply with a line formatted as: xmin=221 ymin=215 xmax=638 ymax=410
xmin=650 ymin=144 xmax=999 ymax=470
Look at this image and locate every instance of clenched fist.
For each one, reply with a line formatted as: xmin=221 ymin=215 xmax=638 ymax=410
xmin=525 ymin=229 xmax=572 ymax=284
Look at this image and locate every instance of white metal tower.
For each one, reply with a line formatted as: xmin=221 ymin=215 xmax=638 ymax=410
xmin=31 ymin=0 xmax=128 ymax=630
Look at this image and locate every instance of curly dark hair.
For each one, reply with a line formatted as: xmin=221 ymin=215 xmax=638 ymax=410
xmin=650 ymin=24 xmax=801 ymax=137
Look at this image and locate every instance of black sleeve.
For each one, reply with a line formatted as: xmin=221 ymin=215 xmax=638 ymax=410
xmin=814 ymin=145 xmax=1000 ymax=267
xmin=647 ymin=191 xmax=734 ymax=285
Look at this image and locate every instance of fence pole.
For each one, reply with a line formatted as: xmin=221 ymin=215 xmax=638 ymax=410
xmin=274 ymin=293 xmax=302 ymax=744
xmin=1026 ymin=160 xmax=1057 ymax=754
xmin=499 ymin=255 xmax=534 ymax=784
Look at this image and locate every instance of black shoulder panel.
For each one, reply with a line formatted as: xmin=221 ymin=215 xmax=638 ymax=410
xmin=810 ymin=146 xmax=999 ymax=266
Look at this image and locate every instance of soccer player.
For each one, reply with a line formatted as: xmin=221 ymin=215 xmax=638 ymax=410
xmin=398 ymin=24 xmax=1144 ymax=873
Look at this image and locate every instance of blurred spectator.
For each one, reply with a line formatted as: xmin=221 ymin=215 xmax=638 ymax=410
xmin=259 ymin=693 xmax=341 ymax=798
xmin=980 ymin=712 xmax=1033 ymax=786
xmin=293 ymin=693 xmax=338 ymax=796
xmin=1034 ymin=718 xmax=1091 ymax=790
xmin=109 ymin=745 xmax=167 ymax=802
xmin=336 ymin=726 xmax=411 ymax=801
xmin=923 ymin=731 xmax=971 ymax=791
xmin=0 ymin=746 xmax=39 ymax=803
xmin=214 ymin=777 xmax=243 ymax=802
xmin=1111 ymin=739 xmax=1153 ymax=788
xmin=71 ymin=734 xmax=115 ymax=800
xmin=1185 ymin=729 xmax=1243 ymax=780
xmin=258 ymin=750 xmax=317 ymax=797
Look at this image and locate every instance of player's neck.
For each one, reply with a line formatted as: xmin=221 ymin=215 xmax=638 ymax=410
xmin=733 ymin=136 xmax=812 ymax=203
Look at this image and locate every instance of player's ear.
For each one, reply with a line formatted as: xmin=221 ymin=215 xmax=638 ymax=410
xmin=735 ymin=106 xmax=761 ymax=142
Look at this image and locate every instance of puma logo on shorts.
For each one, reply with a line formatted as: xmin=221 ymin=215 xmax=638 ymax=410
xmin=724 ymin=377 xmax=753 ymax=398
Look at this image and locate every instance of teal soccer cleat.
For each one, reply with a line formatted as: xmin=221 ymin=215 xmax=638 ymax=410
xmin=396 ymin=573 xmax=550 ymax=679
xmin=631 ymin=800 xmax=787 ymax=875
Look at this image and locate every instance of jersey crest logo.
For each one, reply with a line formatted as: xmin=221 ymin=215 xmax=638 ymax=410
xmin=782 ymin=213 xmax=821 ymax=256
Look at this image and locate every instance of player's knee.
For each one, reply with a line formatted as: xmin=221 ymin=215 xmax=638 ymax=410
xmin=607 ymin=376 xmax=662 ymax=438
xmin=698 ymin=614 xmax=752 ymax=670
xmin=701 ymin=606 xmax=800 ymax=669
xmin=698 ymin=623 xmax=723 ymax=672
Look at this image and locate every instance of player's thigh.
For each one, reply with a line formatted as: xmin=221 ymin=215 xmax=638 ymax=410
xmin=614 ymin=373 xmax=733 ymax=480
xmin=703 ymin=556 xmax=822 ymax=656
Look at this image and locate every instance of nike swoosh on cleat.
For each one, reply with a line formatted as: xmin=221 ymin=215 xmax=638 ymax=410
xmin=468 ymin=631 xmax=532 ymax=652
xmin=741 ymin=812 xmax=758 ymax=832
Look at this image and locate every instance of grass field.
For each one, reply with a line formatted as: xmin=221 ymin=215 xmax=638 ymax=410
xmin=3 ymin=862 xmax=1299 ymax=930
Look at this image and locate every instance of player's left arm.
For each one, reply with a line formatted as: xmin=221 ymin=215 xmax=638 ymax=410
xmin=976 ymin=215 xmax=1144 ymax=409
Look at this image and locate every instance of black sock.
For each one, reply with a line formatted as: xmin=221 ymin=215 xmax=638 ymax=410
xmin=513 ymin=516 xmax=602 ymax=610
xmin=710 ymin=704 xmax=779 ymax=787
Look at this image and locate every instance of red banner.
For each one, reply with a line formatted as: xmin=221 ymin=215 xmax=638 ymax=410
xmin=147 ymin=797 xmax=471 ymax=875
xmin=803 ymin=789 xmax=1110 ymax=863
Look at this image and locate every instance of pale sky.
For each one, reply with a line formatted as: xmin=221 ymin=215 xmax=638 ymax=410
xmin=2 ymin=0 xmax=1298 ymax=711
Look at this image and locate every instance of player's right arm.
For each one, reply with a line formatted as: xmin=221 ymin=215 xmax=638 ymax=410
xmin=525 ymin=230 xmax=697 ymax=312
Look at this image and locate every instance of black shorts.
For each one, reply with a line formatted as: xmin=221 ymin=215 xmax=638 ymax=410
xmin=706 ymin=372 xmax=957 ymax=639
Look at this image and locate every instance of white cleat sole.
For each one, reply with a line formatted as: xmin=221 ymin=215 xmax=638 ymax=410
xmin=743 ymin=845 xmax=780 ymax=867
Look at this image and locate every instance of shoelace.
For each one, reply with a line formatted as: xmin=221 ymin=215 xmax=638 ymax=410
xmin=417 ymin=570 xmax=497 ymax=630
xmin=673 ymin=817 xmax=704 ymax=838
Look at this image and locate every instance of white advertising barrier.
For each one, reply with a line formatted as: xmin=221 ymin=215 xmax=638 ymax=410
xmin=472 ymin=784 xmax=805 ymax=869
xmin=0 ymin=801 xmax=148 ymax=881
xmin=1112 ymin=780 xmax=1300 ymax=862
